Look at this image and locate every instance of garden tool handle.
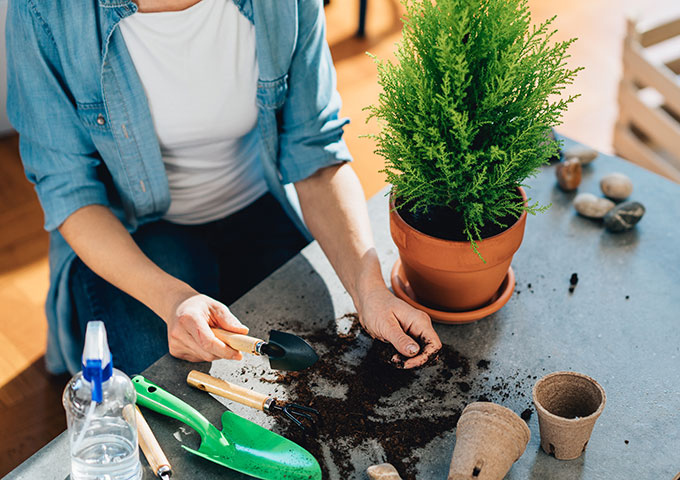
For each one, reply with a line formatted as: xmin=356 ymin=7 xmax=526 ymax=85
xmin=187 ymin=370 xmax=269 ymax=411
xmin=132 ymin=375 xmax=230 ymax=451
xmin=135 ymin=405 xmax=172 ymax=479
xmin=212 ymin=329 xmax=263 ymax=355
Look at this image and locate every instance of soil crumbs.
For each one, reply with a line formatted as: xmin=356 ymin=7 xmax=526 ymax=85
xmin=266 ymin=314 xmax=533 ymax=480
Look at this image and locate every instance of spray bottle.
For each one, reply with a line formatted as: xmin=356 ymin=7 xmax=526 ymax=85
xmin=63 ymin=321 xmax=142 ymax=480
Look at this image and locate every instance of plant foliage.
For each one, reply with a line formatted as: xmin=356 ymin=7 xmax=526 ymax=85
xmin=366 ymin=0 xmax=582 ymax=255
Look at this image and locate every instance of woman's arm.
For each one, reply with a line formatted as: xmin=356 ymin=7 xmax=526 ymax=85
xmin=295 ymin=163 xmax=442 ymax=368
xmin=59 ymin=205 xmax=249 ymax=362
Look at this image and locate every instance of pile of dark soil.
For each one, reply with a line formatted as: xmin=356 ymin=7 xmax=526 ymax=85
xmin=267 ymin=314 xmax=533 ymax=479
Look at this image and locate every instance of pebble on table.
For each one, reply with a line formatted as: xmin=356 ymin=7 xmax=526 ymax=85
xmin=563 ymin=145 xmax=598 ymax=165
xmin=600 ymin=172 xmax=633 ymax=201
xmin=573 ymin=193 xmax=615 ymax=219
xmin=603 ymin=201 xmax=645 ymax=232
xmin=367 ymin=463 xmax=402 ymax=480
xmin=556 ymin=158 xmax=582 ymax=191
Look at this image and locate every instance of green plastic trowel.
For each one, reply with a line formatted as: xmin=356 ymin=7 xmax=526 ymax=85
xmin=132 ymin=375 xmax=321 ymax=480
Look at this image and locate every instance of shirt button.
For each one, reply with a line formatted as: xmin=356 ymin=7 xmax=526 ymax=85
xmin=96 ymin=114 xmax=106 ymax=126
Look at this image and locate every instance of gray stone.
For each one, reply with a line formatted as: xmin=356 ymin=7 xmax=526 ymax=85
xmin=573 ymin=193 xmax=615 ymax=219
xmin=604 ymin=201 xmax=645 ymax=232
xmin=367 ymin=463 xmax=402 ymax=480
xmin=564 ymin=145 xmax=598 ymax=165
xmin=600 ymin=172 xmax=633 ymax=201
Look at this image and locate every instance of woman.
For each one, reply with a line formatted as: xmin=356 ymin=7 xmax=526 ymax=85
xmin=7 ymin=0 xmax=442 ymax=375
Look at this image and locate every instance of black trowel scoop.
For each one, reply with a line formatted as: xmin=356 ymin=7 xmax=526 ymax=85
xmin=212 ymin=328 xmax=318 ymax=371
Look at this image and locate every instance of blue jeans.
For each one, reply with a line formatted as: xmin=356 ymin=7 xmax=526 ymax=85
xmin=69 ymin=193 xmax=309 ymax=375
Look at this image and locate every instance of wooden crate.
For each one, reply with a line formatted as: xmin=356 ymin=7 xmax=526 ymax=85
xmin=613 ymin=17 xmax=680 ymax=183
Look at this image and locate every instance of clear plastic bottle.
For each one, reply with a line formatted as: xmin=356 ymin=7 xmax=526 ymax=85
xmin=63 ymin=321 xmax=142 ymax=480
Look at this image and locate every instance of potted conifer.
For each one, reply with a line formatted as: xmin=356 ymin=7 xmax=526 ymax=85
xmin=367 ymin=0 xmax=581 ymax=320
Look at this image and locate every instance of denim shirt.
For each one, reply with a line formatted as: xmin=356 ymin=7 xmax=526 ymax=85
xmin=6 ymin=0 xmax=352 ymax=374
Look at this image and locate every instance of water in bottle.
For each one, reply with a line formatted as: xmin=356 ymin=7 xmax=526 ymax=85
xmin=63 ymin=321 xmax=142 ymax=480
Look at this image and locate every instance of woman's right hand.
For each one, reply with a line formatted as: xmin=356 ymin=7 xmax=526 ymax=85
xmin=58 ymin=206 xmax=249 ymax=364
xmin=166 ymin=293 xmax=249 ymax=362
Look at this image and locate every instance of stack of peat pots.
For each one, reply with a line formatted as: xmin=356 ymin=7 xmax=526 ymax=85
xmin=448 ymin=372 xmax=606 ymax=479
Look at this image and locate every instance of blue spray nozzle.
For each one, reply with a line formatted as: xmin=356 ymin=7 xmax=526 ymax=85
xmin=82 ymin=358 xmax=113 ymax=402
xmin=81 ymin=321 xmax=114 ymax=402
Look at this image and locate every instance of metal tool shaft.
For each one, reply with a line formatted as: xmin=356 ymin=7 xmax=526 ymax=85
xmin=267 ymin=400 xmax=319 ymax=430
xmin=187 ymin=370 xmax=319 ymax=430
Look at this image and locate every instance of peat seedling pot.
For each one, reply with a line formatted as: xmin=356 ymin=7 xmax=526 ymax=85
xmin=389 ymin=188 xmax=527 ymax=318
xmin=532 ymin=371 xmax=606 ymax=460
xmin=448 ymin=402 xmax=530 ymax=480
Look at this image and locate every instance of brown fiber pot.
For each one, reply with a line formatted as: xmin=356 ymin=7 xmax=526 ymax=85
xmin=448 ymin=402 xmax=530 ymax=480
xmin=389 ymin=188 xmax=527 ymax=311
xmin=532 ymin=371 xmax=606 ymax=460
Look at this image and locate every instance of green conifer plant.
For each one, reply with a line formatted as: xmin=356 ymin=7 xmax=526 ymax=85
xmin=366 ymin=0 xmax=582 ymax=258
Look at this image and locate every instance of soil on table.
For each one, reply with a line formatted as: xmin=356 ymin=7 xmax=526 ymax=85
xmin=265 ymin=313 xmax=534 ymax=480
xmin=569 ymin=272 xmax=579 ymax=293
xmin=395 ymin=190 xmax=523 ymax=241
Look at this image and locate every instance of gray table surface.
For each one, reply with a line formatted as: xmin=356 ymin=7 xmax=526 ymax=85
xmin=6 ymin=138 xmax=680 ymax=480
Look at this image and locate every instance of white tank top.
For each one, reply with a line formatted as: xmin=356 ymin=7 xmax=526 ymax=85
xmin=119 ymin=0 xmax=267 ymax=225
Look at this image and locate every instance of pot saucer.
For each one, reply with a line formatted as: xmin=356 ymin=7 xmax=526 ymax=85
xmin=390 ymin=259 xmax=515 ymax=324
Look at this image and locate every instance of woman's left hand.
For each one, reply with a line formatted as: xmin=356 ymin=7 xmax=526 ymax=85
xmin=295 ymin=163 xmax=442 ymax=368
xmin=356 ymin=284 xmax=442 ymax=369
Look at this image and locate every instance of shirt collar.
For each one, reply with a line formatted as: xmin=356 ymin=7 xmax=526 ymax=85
xmin=98 ymin=0 xmax=135 ymax=7
xmin=97 ymin=0 xmax=251 ymax=10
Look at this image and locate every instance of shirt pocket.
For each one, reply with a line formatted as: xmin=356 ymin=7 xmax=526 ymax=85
xmin=75 ymin=101 xmax=111 ymax=132
xmin=256 ymin=75 xmax=288 ymax=111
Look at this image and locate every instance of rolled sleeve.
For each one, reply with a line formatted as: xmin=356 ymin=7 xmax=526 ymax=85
xmin=7 ymin=0 xmax=109 ymax=232
xmin=20 ymin=142 xmax=109 ymax=231
xmin=277 ymin=0 xmax=353 ymax=185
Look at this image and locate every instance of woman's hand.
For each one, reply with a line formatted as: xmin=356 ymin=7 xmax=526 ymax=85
xmin=357 ymin=284 xmax=442 ymax=369
xmin=57 ymin=205 xmax=249 ymax=364
xmin=295 ymin=164 xmax=442 ymax=369
xmin=166 ymin=293 xmax=250 ymax=362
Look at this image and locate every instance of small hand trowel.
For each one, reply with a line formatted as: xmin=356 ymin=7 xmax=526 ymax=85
xmin=132 ymin=375 xmax=322 ymax=480
xmin=212 ymin=328 xmax=318 ymax=371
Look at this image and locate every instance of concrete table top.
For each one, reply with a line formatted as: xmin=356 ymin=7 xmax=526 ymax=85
xmin=6 ymin=138 xmax=680 ymax=480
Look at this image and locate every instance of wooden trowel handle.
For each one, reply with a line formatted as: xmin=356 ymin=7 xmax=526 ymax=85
xmin=135 ymin=405 xmax=172 ymax=478
xmin=212 ymin=328 xmax=263 ymax=355
xmin=187 ymin=370 xmax=269 ymax=411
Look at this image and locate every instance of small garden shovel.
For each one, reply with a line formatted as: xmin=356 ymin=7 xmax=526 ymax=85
xmin=132 ymin=375 xmax=321 ymax=480
xmin=212 ymin=328 xmax=318 ymax=371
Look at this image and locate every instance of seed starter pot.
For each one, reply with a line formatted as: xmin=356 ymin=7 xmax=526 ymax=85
xmin=448 ymin=402 xmax=530 ymax=480
xmin=532 ymin=371 xmax=606 ymax=460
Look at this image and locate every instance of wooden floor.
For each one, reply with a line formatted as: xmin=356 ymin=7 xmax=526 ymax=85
xmin=1 ymin=0 xmax=678 ymax=475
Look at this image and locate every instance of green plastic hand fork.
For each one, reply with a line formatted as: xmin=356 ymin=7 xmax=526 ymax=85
xmin=132 ymin=375 xmax=321 ymax=480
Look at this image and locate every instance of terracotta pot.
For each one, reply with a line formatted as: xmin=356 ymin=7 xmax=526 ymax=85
xmin=389 ymin=188 xmax=527 ymax=311
xmin=448 ymin=402 xmax=530 ymax=480
xmin=532 ymin=371 xmax=606 ymax=460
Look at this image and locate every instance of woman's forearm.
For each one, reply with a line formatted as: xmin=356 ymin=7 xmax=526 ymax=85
xmin=295 ymin=163 xmax=442 ymax=368
xmin=294 ymin=163 xmax=384 ymax=306
xmin=58 ymin=204 xmax=197 ymax=322
xmin=59 ymin=204 xmax=248 ymax=362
